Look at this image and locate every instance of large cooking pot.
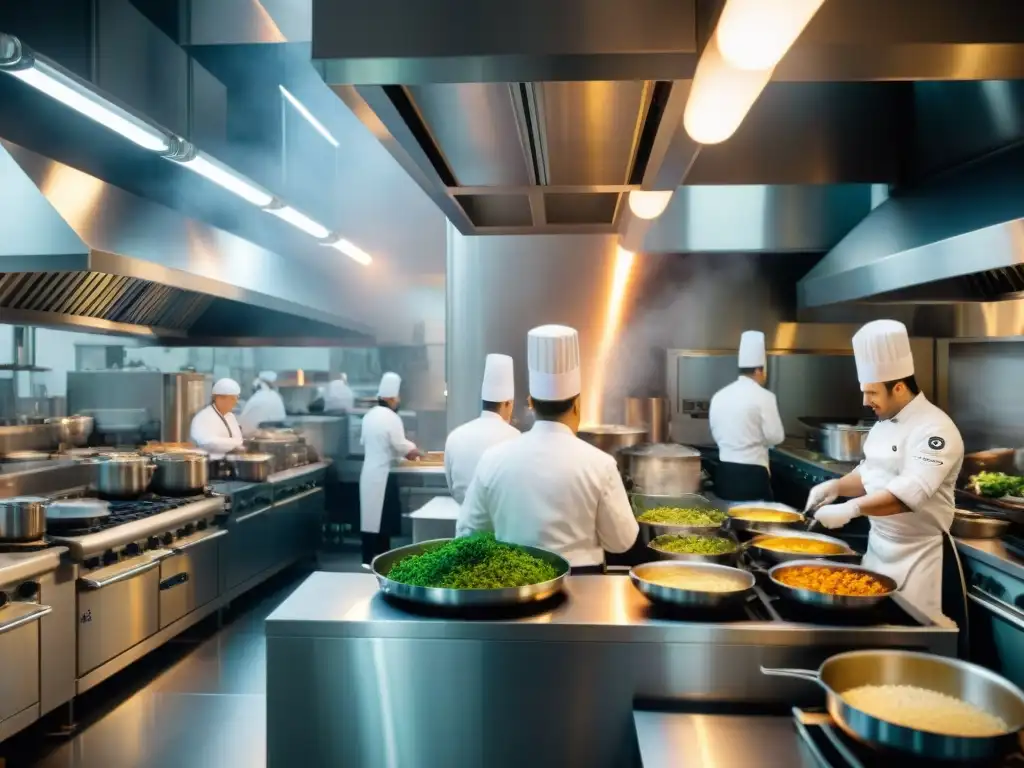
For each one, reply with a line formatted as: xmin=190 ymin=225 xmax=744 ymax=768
xmin=0 ymin=496 xmax=48 ymax=541
xmin=45 ymin=415 xmax=94 ymax=448
xmin=245 ymin=436 xmax=302 ymax=472
xmin=151 ymin=452 xmax=208 ymax=496
xmin=762 ymin=650 xmax=1024 ymax=761
xmin=619 ymin=443 xmax=702 ymax=495
xmin=577 ymin=425 xmax=647 ymax=461
xmin=224 ymin=452 xmax=274 ymax=482
xmin=800 ymin=416 xmax=874 ymax=462
xmin=91 ymin=454 xmax=155 ymax=499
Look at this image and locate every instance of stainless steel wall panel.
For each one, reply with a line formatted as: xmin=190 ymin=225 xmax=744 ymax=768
xmin=945 ymin=341 xmax=1024 ymax=452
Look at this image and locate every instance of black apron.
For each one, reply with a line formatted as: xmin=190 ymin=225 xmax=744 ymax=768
xmin=378 ymin=472 xmax=403 ymax=537
xmin=715 ymin=461 xmax=774 ymax=502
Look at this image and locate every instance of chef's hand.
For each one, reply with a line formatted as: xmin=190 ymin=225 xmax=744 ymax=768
xmin=814 ymin=500 xmax=861 ymax=530
xmin=804 ymin=479 xmax=840 ymax=512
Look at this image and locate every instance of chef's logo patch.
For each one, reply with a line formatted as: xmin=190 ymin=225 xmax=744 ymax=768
xmin=914 ymin=455 xmax=944 ymax=466
xmin=927 ymin=436 xmax=946 ymax=451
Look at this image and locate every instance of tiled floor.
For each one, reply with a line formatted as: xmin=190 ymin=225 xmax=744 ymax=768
xmin=1 ymin=549 xmax=366 ymax=768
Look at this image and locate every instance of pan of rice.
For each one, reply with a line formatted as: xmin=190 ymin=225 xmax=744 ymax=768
xmin=761 ymin=650 xmax=1024 ymax=760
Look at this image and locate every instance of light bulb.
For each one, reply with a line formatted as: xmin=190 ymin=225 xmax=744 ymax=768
xmin=628 ymin=190 xmax=673 ymax=220
xmin=716 ymin=0 xmax=825 ymax=71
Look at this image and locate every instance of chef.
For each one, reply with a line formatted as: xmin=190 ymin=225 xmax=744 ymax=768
xmin=444 ymin=354 xmax=520 ymax=504
xmin=324 ymin=373 xmax=355 ymax=412
xmin=190 ymin=378 xmax=244 ymax=458
xmin=806 ymin=319 xmax=964 ymax=616
xmin=456 ymin=325 xmax=639 ymax=572
xmin=709 ymin=330 xmax=786 ymax=501
xmin=238 ymin=370 xmax=287 ymax=435
xmin=359 ymin=371 xmax=420 ymax=565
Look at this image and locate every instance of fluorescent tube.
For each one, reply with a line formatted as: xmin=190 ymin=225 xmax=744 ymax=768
xmin=280 ymin=85 xmax=339 ymax=147
xmin=175 ymin=153 xmax=274 ymax=207
xmin=266 ymin=206 xmax=330 ymax=239
xmin=327 ymin=238 xmax=372 ymax=266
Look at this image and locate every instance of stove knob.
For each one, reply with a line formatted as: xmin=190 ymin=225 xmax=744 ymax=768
xmin=147 ymin=536 xmax=160 ymax=550
xmin=161 ymin=533 xmax=174 ymax=547
xmin=102 ymin=550 xmax=118 ymax=565
xmin=85 ymin=557 xmax=101 ymax=570
xmin=183 ymin=524 xmax=195 ymax=536
xmin=196 ymin=519 xmax=208 ymax=531
xmin=124 ymin=543 xmax=141 ymax=557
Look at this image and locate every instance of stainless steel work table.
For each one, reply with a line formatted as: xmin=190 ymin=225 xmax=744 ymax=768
xmin=956 ymin=536 xmax=1024 ymax=582
xmin=266 ymin=572 xmax=957 ymax=768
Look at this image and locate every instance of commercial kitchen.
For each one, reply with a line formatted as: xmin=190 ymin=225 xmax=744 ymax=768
xmin=2 ymin=1 xmax=1024 ymax=767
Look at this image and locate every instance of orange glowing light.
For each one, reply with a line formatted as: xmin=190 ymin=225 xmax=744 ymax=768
xmin=584 ymin=245 xmax=637 ymax=424
xmin=296 ymin=369 xmax=305 ymax=387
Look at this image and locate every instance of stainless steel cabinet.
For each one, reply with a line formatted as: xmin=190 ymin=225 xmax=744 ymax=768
xmin=0 ymin=603 xmax=47 ymax=723
xmin=160 ymin=532 xmax=224 ymax=629
xmin=77 ymin=564 xmax=160 ymax=676
xmin=222 ymin=505 xmax=272 ymax=593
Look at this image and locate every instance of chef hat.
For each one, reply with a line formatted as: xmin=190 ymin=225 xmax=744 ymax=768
xmin=737 ymin=330 xmax=766 ymax=368
xmin=377 ymin=371 xmax=402 ymax=398
xmin=212 ymin=378 xmax=241 ymax=396
xmin=852 ymin=319 xmax=915 ymax=385
xmin=258 ymin=371 xmax=277 ymax=383
xmin=527 ymin=325 xmax=581 ymax=401
xmin=481 ymin=354 xmax=514 ymax=402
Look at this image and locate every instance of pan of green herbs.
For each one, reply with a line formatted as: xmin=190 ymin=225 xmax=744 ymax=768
xmin=372 ymin=533 xmax=570 ymax=607
xmin=631 ymin=493 xmax=727 ymax=541
xmin=648 ymin=533 xmax=744 ymax=565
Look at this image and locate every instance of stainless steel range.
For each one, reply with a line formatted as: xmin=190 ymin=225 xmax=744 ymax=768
xmin=46 ymin=492 xmax=226 ymax=692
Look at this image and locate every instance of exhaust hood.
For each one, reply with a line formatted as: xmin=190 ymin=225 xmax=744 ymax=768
xmin=799 ymin=143 xmax=1024 ymax=308
xmin=0 ymin=138 xmax=372 ymax=344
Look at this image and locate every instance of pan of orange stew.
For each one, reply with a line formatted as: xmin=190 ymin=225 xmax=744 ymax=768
xmin=768 ymin=560 xmax=898 ymax=610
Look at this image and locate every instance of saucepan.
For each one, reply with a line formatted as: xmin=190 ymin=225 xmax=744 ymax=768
xmin=761 ymin=650 xmax=1024 ymax=761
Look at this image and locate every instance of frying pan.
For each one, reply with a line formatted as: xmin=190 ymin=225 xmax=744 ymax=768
xmin=768 ymin=559 xmax=897 ymax=610
xmin=761 ymin=650 xmax=1024 ymax=761
xmin=748 ymin=530 xmax=858 ymax=564
xmin=46 ymin=499 xmax=110 ymax=532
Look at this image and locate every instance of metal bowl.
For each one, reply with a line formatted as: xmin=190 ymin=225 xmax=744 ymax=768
xmin=951 ymin=510 xmax=1011 ymax=539
xmin=648 ymin=533 xmax=742 ymax=565
xmin=372 ymin=538 xmax=570 ymax=608
xmin=630 ymin=561 xmax=755 ymax=609
xmin=749 ymin=530 xmax=858 ymax=564
xmin=631 ymin=492 xmax=726 ymax=539
xmin=768 ymin=559 xmax=897 ymax=611
xmin=726 ymin=501 xmax=806 ymax=535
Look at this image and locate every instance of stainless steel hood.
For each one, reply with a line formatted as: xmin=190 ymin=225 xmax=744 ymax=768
xmin=0 ymin=138 xmax=372 ymax=343
xmin=799 ymin=144 xmax=1024 ymax=308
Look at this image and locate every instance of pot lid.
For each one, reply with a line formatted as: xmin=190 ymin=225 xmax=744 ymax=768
xmin=620 ymin=443 xmax=701 ymax=458
xmin=0 ymin=495 xmax=48 ymax=505
xmin=578 ymin=424 xmax=647 ymax=435
xmin=46 ymin=499 xmax=110 ymax=519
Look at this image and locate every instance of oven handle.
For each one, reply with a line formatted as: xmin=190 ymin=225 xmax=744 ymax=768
xmin=172 ymin=528 xmax=228 ymax=553
xmin=0 ymin=603 xmax=52 ymax=636
xmin=78 ymin=552 xmax=168 ymax=590
xmin=968 ymin=587 xmax=1024 ymax=632
xmin=275 ymin=487 xmax=323 ymax=506
xmin=234 ymin=505 xmax=271 ymax=524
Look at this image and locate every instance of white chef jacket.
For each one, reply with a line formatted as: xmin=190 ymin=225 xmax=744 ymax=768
xmin=324 ymin=380 xmax=355 ymax=412
xmin=238 ymin=386 xmax=287 ymax=436
xmin=359 ymin=405 xmax=416 ymax=533
xmin=189 ymin=404 xmax=244 ymax=459
xmin=444 ymin=411 xmax=520 ymax=504
xmin=709 ymin=376 xmax=786 ymax=468
xmin=857 ymin=393 xmax=964 ymax=616
xmin=456 ymin=421 xmax=639 ymax=567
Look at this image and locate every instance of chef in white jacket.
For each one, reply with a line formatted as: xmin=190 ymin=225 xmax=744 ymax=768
xmin=324 ymin=373 xmax=355 ymax=412
xmin=359 ymin=372 xmax=420 ymax=565
xmin=238 ymin=371 xmax=287 ymax=435
xmin=807 ymin=320 xmax=964 ymax=616
xmin=189 ymin=378 xmax=244 ymax=458
xmin=457 ymin=325 xmax=639 ymax=572
xmin=444 ymin=354 xmax=520 ymax=504
xmin=709 ymin=330 xmax=786 ymax=501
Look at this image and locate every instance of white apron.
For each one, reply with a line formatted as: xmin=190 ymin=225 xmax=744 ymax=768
xmin=859 ymin=420 xmax=945 ymax=617
xmin=359 ymin=449 xmax=391 ymax=534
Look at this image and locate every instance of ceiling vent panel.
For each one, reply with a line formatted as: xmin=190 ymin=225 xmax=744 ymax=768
xmin=455 ymin=194 xmax=533 ymax=228
xmin=544 ymin=193 xmax=619 ymax=225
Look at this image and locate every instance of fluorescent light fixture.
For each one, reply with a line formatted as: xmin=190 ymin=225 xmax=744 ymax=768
xmin=628 ymin=190 xmax=673 ymax=220
xmin=327 ymin=238 xmax=372 ymax=266
xmin=175 ymin=152 xmax=274 ymax=207
xmin=266 ymin=205 xmax=330 ymax=239
xmin=279 ymin=85 xmax=339 ymax=148
xmin=717 ymin=0 xmax=825 ymax=71
xmin=683 ymin=32 xmax=772 ymax=145
xmin=7 ymin=60 xmax=170 ymax=151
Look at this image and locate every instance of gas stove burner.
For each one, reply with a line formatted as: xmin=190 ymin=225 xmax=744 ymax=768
xmin=46 ymin=493 xmax=209 ymax=536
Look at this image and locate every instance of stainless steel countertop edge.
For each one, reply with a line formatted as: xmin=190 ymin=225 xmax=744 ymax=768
xmin=955 ymin=536 xmax=1024 ymax=581
xmin=266 ymin=461 xmax=331 ymax=484
xmin=0 ymin=546 xmax=68 ymax=584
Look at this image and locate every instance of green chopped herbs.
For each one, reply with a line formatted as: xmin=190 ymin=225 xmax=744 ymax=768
xmin=385 ymin=533 xmax=559 ymax=589
xmin=969 ymin=471 xmax=1024 ymax=499
xmin=636 ymin=506 xmax=726 ymax=526
xmin=651 ymin=534 xmax=737 ymax=555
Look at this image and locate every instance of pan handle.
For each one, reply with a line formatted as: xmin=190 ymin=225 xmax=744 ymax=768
xmin=759 ymin=665 xmax=824 ymax=687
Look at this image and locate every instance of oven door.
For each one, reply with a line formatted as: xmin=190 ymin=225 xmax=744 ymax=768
xmin=159 ymin=529 xmax=226 ymax=629
xmin=0 ymin=601 xmax=51 ymax=724
xmin=77 ymin=550 xmax=169 ymax=677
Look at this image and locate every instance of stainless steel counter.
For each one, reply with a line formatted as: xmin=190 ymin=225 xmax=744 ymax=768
xmin=956 ymin=537 xmax=1024 ymax=582
xmin=772 ymin=439 xmax=859 ymax=479
xmin=633 ymin=711 xmax=815 ymax=768
xmin=0 ymin=547 xmax=67 ymax=586
xmin=266 ymin=573 xmax=956 ymax=768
